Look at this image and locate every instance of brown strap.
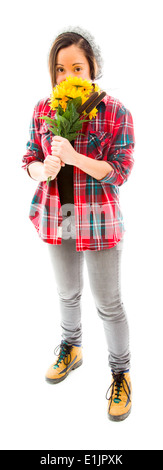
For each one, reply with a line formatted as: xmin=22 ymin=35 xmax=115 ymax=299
xmin=77 ymin=92 xmax=99 ymax=115
xmin=85 ymin=91 xmax=106 ymax=113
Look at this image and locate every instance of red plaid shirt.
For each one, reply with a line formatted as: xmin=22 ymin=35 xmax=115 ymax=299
xmin=22 ymin=94 xmax=135 ymax=251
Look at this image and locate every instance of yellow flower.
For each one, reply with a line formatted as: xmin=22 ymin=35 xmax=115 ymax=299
xmin=88 ymin=108 xmax=98 ymax=120
xmin=49 ymin=76 xmax=101 ymax=114
xmin=49 ymin=98 xmax=60 ymax=109
xmin=93 ymin=83 xmax=101 ymax=94
xmin=63 ymin=86 xmax=83 ymax=99
xmin=50 ymin=76 xmax=94 ymax=106
xmin=60 ymin=97 xmax=69 ymax=111
xmin=50 ymin=86 xmax=68 ymax=110
xmin=64 ymin=76 xmax=93 ymax=93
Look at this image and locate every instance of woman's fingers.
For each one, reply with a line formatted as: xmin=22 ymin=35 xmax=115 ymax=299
xmin=44 ymin=154 xmax=65 ymax=177
xmin=46 ymin=154 xmax=60 ymax=164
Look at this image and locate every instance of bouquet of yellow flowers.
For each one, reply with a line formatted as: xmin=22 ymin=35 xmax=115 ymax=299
xmin=40 ymin=76 xmax=106 ymax=184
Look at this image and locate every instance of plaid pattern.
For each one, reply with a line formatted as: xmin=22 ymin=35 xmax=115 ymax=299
xmin=22 ymin=94 xmax=135 ymax=251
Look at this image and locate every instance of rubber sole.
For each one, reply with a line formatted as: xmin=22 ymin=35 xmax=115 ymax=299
xmin=45 ymin=358 xmax=83 ymax=384
xmin=108 ymin=407 xmax=131 ymax=422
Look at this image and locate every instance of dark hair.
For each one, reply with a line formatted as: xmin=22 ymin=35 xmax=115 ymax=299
xmin=48 ymin=32 xmax=99 ymax=87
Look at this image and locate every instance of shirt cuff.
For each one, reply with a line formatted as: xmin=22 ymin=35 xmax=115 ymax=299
xmin=99 ymin=168 xmax=115 ymax=184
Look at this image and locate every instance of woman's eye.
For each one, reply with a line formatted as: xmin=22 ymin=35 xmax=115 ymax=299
xmin=56 ymin=67 xmax=64 ymax=73
xmin=74 ymin=67 xmax=82 ymax=72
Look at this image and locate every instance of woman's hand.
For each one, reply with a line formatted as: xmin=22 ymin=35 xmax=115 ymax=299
xmin=43 ymin=154 xmax=65 ymax=181
xmin=51 ymin=136 xmax=78 ymax=166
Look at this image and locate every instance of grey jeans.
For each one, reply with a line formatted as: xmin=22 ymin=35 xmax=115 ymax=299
xmin=47 ymin=217 xmax=130 ymax=372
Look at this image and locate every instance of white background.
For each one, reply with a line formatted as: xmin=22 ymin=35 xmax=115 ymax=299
xmin=0 ymin=0 xmax=163 ymax=451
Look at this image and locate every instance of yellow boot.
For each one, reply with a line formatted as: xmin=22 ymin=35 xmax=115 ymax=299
xmin=45 ymin=341 xmax=83 ymax=384
xmin=106 ymin=370 xmax=132 ymax=421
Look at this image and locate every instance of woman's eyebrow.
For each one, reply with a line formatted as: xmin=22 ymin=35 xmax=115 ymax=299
xmin=56 ymin=63 xmax=84 ymax=66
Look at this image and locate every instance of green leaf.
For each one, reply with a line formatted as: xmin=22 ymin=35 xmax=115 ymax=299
xmin=66 ymin=132 xmax=78 ymax=142
xmin=66 ymin=131 xmax=86 ymax=141
xmin=71 ymin=96 xmax=82 ymax=109
xmin=79 ymin=117 xmax=90 ymax=123
xmin=38 ymin=115 xmax=60 ymax=135
xmin=38 ymin=115 xmax=47 ymax=120
xmin=67 ymin=101 xmax=80 ymax=122
xmin=38 ymin=115 xmax=55 ymax=125
xmin=48 ymin=126 xmax=59 ymax=135
xmin=62 ymin=109 xmax=71 ymax=121
xmin=57 ymin=104 xmax=64 ymax=116
xmin=46 ymin=176 xmax=52 ymax=185
xmin=70 ymin=121 xmax=83 ymax=132
xmin=57 ymin=114 xmax=71 ymax=134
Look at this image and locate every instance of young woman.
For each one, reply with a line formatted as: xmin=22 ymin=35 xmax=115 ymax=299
xmin=22 ymin=27 xmax=135 ymax=421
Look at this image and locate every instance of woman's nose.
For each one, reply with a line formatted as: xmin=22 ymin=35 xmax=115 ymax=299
xmin=65 ymin=71 xmax=75 ymax=78
xmin=57 ymin=71 xmax=76 ymax=84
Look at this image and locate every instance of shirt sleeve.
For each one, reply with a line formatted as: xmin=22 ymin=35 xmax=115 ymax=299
xmin=22 ymin=102 xmax=45 ymax=176
xmin=99 ymin=105 xmax=135 ymax=186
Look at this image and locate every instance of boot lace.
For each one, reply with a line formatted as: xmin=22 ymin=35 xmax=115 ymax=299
xmin=106 ymin=372 xmax=131 ymax=409
xmin=53 ymin=341 xmax=72 ymax=370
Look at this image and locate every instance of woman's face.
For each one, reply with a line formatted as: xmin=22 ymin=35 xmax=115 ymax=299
xmin=55 ymin=44 xmax=91 ymax=84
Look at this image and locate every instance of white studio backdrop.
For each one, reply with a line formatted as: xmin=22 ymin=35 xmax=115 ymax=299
xmin=0 ymin=0 xmax=163 ymax=451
